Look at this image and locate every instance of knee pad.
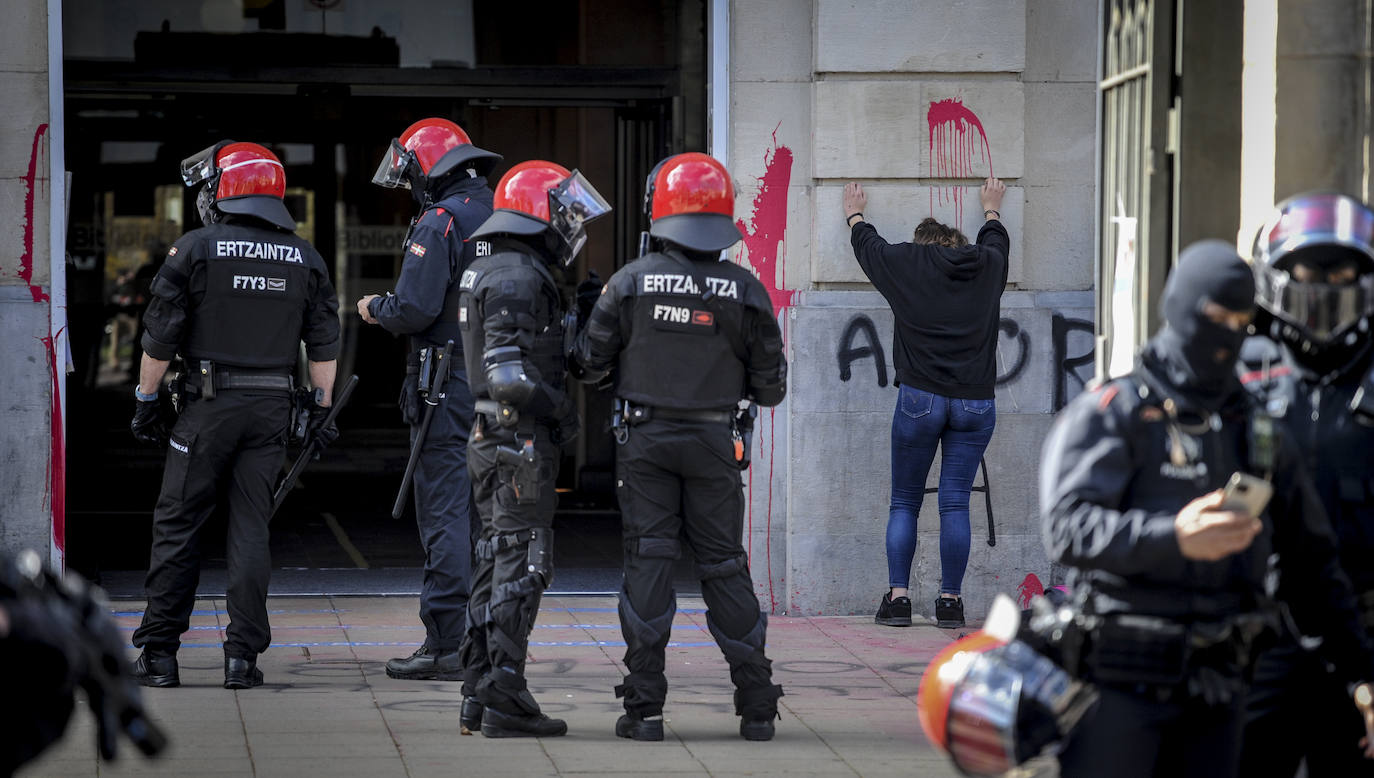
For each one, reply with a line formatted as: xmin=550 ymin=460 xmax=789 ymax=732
xmin=697 ymin=552 xmax=748 ymax=581
xmin=617 ymin=583 xmax=676 ymax=652
xmin=707 ymin=609 xmax=769 ymax=669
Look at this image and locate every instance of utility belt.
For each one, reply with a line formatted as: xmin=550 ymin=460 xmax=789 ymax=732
xmin=619 ymin=402 xmax=735 ymax=427
xmin=177 ymin=360 xmax=294 ymax=402
xmin=473 ymin=398 xmax=545 ymax=505
xmin=410 ymin=344 xmax=463 ymax=394
xmin=1079 ymin=610 xmax=1277 ymax=699
xmin=610 ymin=399 xmax=756 ymax=470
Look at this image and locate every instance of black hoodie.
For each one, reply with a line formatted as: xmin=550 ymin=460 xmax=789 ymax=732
xmin=851 ymin=219 xmax=1009 ymax=399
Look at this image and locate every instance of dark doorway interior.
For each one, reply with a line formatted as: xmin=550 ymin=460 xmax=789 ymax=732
xmin=63 ymin=0 xmax=707 ymax=596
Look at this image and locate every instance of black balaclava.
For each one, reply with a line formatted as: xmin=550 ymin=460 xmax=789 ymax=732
xmin=1142 ymin=240 xmax=1257 ymax=411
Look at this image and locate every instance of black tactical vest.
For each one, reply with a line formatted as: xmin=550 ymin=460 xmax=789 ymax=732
xmin=615 ymin=251 xmax=768 ymax=410
xmin=458 ymin=248 xmax=566 ymax=410
xmin=183 ymin=224 xmax=320 ymax=370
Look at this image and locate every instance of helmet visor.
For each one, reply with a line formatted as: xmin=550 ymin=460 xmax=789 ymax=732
xmin=548 ymin=170 xmax=611 ymax=263
xmin=372 ymin=139 xmax=415 ymax=189
xmin=1258 ymin=272 xmax=1374 ymax=343
xmin=180 ymin=144 xmax=222 ymax=187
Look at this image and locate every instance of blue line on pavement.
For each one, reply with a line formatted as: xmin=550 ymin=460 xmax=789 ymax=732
xmin=159 ymin=640 xmax=717 ymax=649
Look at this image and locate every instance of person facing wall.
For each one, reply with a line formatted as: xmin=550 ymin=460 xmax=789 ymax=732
xmin=843 ymin=178 xmax=1009 ymax=629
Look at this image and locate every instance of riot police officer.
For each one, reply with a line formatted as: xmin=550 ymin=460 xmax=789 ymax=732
xmin=130 ymin=141 xmax=341 ymax=689
xmin=571 ymin=152 xmax=788 ymax=742
xmin=455 ymin=160 xmax=609 ymax=737
xmin=1239 ymin=193 xmax=1374 ymax=776
xmin=357 ymin=118 xmax=499 ymax=681
xmin=1040 ymin=240 xmax=1374 ymax=778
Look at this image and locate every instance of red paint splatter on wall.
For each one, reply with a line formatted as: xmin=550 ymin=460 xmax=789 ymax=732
xmin=736 ymin=124 xmax=796 ymax=612
xmin=1016 ymin=573 xmax=1045 ymax=609
xmin=927 ymin=98 xmax=993 ymax=226
xmin=735 ymin=123 xmax=795 ymax=313
xmin=21 ymin=125 xmax=51 ymax=303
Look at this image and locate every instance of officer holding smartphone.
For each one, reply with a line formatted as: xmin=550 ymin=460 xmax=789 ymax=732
xmin=1239 ymin=193 xmax=1374 ymax=777
xmin=1039 ymin=240 xmax=1374 ymax=778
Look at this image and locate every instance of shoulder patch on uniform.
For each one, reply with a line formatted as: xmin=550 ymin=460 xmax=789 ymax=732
xmin=167 ymin=246 xmax=178 ymax=257
xmin=408 ymin=242 xmax=427 ymax=257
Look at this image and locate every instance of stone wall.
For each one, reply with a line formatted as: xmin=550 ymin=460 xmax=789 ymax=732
xmin=729 ymin=0 xmax=1099 ymax=618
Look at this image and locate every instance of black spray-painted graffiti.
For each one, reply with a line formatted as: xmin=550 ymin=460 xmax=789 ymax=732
xmin=836 ymin=315 xmax=888 ymax=387
xmin=994 ymin=319 xmax=1031 ymax=386
xmin=1052 ymin=314 xmax=1095 ymax=410
xmin=836 ymin=313 xmax=1095 ymax=411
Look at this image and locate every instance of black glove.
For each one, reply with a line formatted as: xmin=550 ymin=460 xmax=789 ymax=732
xmin=576 ymin=270 xmax=604 ymax=324
xmin=307 ymin=400 xmax=339 ymax=451
xmin=130 ymin=397 xmax=168 ymax=446
xmin=398 ymin=374 xmax=421 ymax=426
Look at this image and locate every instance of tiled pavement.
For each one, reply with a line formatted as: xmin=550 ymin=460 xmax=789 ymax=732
xmin=19 ymin=596 xmax=977 ymax=777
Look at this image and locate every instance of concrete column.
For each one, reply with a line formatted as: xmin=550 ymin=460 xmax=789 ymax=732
xmin=1274 ymin=0 xmax=1371 ymax=201
xmin=0 ymin=0 xmax=57 ymax=560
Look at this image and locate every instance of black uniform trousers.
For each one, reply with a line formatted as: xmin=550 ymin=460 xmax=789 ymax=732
xmin=615 ymin=418 xmax=779 ymax=719
xmin=133 ymin=389 xmax=290 ymax=660
xmin=459 ymin=424 xmax=560 ymax=713
xmin=411 ymin=369 xmax=478 ymax=652
xmin=1057 ymin=682 xmax=1245 ymax=778
xmin=1240 ymin=637 xmax=1374 ymax=777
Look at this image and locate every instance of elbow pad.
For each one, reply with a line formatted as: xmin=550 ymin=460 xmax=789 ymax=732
xmin=484 ymin=346 xmax=536 ymax=405
xmin=749 ymin=361 xmax=788 ymax=407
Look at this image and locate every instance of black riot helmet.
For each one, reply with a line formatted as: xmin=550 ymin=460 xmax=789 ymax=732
xmin=1252 ymin=192 xmax=1374 ymax=364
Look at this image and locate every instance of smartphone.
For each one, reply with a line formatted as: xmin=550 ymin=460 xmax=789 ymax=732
xmin=1220 ymin=472 xmax=1274 ymax=517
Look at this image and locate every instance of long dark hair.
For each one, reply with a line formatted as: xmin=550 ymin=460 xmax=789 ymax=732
xmin=913 ymin=217 xmax=968 ymax=248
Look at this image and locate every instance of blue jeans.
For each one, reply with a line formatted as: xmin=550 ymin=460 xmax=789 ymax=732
xmin=886 ymin=385 xmax=996 ymax=595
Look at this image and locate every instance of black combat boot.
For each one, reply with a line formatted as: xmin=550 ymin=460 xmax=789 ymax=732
xmin=224 ymin=656 xmax=263 ymax=689
xmin=132 ymin=651 xmax=180 ymax=688
xmin=480 ymin=707 xmax=569 ymax=738
xmin=875 ymin=591 xmax=913 ymax=627
xmin=476 ymin=667 xmax=567 ymax=738
xmin=735 ymin=684 xmax=784 ymax=742
xmin=459 ymin=696 xmax=484 ymax=735
xmin=740 ymin=717 xmax=776 ymax=741
xmin=385 ymin=646 xmax=463 ymax=680
xmin=615 ymin=713 xmax=665 ymax=741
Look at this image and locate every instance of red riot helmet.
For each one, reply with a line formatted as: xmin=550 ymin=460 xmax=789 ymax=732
xmin=644 ymin=152 xmax=742 ymax=253
xmin=372 ymin=118 xmax=501 ymax=192
xmin=917 ymin=597 xmax=1097 ymax=776
xmin=180 ymin=141 xmax=296 ymax=231
xmin=1252 ymin=192 xmax=1374 ymax=353
xmin=470 ymin=160 xmax=611 ymax=267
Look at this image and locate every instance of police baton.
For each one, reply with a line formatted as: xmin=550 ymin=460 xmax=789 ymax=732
xmin=392 ymin=339 xmax=454 ymax=520
xmin=270 ymin=374 xmax=359 ymax=518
